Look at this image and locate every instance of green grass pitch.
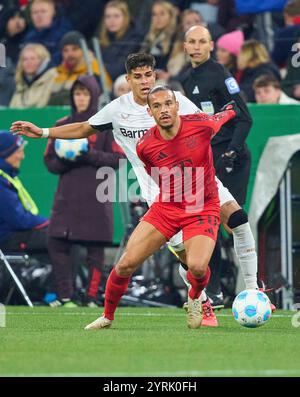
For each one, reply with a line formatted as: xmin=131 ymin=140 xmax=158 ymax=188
xmin=0 ymin=306 xmax=300 ymax=377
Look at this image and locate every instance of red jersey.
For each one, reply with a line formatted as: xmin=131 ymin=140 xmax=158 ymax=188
xmin=136 ymin=110 xmax=235 ymax=213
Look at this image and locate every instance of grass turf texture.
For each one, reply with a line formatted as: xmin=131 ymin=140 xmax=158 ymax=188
xmin=0 ymin=307 xmax=299 ymax=377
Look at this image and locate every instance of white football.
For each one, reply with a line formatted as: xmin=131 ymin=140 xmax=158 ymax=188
xmin=54 ymin=138 xmax=88 ymax=161
xmin=232 ymin=289 xmax=272 ymax=328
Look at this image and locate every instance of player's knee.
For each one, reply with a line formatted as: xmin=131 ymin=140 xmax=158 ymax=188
xmin=227 ymin=209 xmax=248 ymax=229
xmin=187 ymin=259 xmax=208 ymax=278
xmin=116 ymin=253 xmax=137 ymax=277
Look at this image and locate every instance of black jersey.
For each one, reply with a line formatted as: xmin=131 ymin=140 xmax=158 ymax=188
xmin=181 ymin=58 xmax=252 ymax=154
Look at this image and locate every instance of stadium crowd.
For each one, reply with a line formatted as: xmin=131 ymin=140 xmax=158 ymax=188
xmin=1 ymin=0 xmax=300 ymax=308
xmin=1 ymin=0 xmax=300 ymax=107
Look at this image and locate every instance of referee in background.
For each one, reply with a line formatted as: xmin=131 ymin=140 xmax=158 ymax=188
xmin=181 ymin=25 xmax=253 ymax=306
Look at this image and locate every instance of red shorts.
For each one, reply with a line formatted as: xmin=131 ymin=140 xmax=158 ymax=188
xmin=142 ymin=201 xmax=220 ymax=242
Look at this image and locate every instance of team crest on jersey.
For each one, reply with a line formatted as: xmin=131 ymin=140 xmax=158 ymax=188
xmin=185 ymin=135 xmax=200 ymax=150
xmin=225 ymin=77 xmax=240 ymax=94
xmin=200 ymin=101 xmax=214 ymax=115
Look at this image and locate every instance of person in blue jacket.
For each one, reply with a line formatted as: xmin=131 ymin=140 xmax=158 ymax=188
xmin=0 ymin=131 xmax=49 ymax=253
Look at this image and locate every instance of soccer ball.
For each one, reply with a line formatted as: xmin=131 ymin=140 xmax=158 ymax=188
xmin=54 ymin=138 xmax=88 ymax=161
xmin=232 ymin=289 xmax=272 ymax=328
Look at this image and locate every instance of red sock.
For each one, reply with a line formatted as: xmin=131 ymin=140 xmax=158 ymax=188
xmin=187 ymin=267 xmax=211 ymax=299
xmin=104 ymin=268 xmax=130 ymax=320
xmin=87 ymin=267 xmax=102 ymax=298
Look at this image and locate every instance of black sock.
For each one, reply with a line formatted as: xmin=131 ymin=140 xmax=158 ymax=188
xmin=206 ymin=235 xmax=222 ymax=296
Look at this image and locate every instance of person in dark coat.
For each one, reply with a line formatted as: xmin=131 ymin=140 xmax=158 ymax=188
xmin=237 ymin=40 xmax=281 ymax=102
xmin=97 ymin=0 xmax=145 ymax=81
xmin=44 ymin=75 xmax=125 ymax=306
xmin=22 ymin=0 xmax=72 ymax=66
xmin=0 ymin=5 xmax=28 ymax=65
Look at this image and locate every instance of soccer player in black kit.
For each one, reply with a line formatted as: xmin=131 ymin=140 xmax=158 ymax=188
xmin=181 ymin=25 xmax=253 ymax=307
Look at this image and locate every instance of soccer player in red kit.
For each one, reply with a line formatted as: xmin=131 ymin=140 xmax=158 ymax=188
xmin=84 ymin=86 xmax=237 ymax=330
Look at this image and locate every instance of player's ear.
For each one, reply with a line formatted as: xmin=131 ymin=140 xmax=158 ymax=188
xmin=210 ymin=41 xmax=214 ymax=52
xmin=176 ymin=101 xmax=179 ymax=111
xmin=147 ymin=107 xmax=153 ymax=117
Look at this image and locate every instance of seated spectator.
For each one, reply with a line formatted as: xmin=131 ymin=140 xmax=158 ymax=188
xmin=48 ymin=31 xmax=112 ymax=106
xmin=10 ymin=43 xmax=57 ymax=108
xmin=272 ymin=0 xmax=300 ymax=67
xmin=55 ymin=0 xmax=106 ymax=41
xmin=0 ymin=131 xmax=49 ymax=254
xmin=0 ymin=6 xmax=28 ymax=65
xmin=97 ymin=0 xmax=144 ymax=81
xmin=22 ymin=0 xmax=72 ymax=66
xmin=0 ymin=57 xmax=16 ymax=107
xmin=216 ymin=30 xmax=244 ymax=76
xmin=237 ymin=40 xmax=281 ymax=102
xmin=141 ymin=0 xmax=177 ymax=72
xmin=113 ymin=74 xmax=130 ymax=98
xmin=254 ymin=74 xmax=300 ymax=104
xmin=44 ymin=75 xmax=125 ymax=306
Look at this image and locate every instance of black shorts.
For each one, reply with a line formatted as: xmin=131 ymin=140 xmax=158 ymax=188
xmin=213 ymin=142 xmax=251 ymax=206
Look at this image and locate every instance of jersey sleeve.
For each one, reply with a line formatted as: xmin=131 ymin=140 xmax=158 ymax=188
xmin=88 ymin=100 xmax=117 ymax=132
xmin=175 ymin=91 xmax=201 ymax=115
xmin=215 ymin=65 xmax=253 ymax=152
xmin=193 ymin=110 xmax=236 ymax=137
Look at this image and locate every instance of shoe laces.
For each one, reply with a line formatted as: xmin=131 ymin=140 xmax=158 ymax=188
xmin=202 ymin=301 xmax=214 ymax=317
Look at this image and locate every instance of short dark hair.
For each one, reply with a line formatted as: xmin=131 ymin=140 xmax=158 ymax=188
xmin=147 ymin=85 xmax=175 ymax=106
xmin=253 ymin=74 xmax=281 ymax=90
xmin=125 ymin=53 xmax=156 ymax=74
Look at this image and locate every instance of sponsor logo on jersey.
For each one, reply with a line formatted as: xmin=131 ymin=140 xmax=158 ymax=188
xmin=120 ymin=128 xmax=148 ymax=139
xmin=225 ymin=77 xmax=240 ymax=94
xmin=192 ymin=85 xmax=200 ymax=94
xmin=200 ymin=101 xmax=214 ymax=115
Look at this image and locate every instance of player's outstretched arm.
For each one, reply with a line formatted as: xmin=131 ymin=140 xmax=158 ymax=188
xmin=10 ymin=121 xmax=96 ymax=139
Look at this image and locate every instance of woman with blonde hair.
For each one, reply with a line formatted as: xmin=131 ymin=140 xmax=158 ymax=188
xmin=10 ymin=43 xmax=57 ymax=108
xmin=141 ymin=0 xmax=177 ymax=71
xmin=237 ymin=39 xmax=281 ymax=102
xmin=97 ymin=0 xmax=144 ymax=81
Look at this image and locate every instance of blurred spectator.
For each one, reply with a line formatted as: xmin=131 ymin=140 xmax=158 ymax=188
xmin=10 ymin=43 xmax=57 ymax=108
xmin=272 ymin=0 xmax=300 ymax=67
xmin=168 ymin=8 xmax=224 ymax=82
xmin=254 ymin=74 xmax=300 ymax=104
xmin=48 ymin=31 xmax=111 ymax=106
xmin=187 ymin=0 xmax=219 ymax=24
xmin=22 ymin=0 xmax=72 ymax=66
xmin=237 ymin=40 xmax=281 ymax=102
xmin=54 ymin=0 xmax=106 ymax=40
xmin=0 ymin=6 xmax=27 ymax=65
xmin=281 ymin=41 xmax=300 ymax=99
xmin=113 ymin=73 xmax=130 ymax=98
xmin=0 ymin=131 xmax=49 ymax=253
xmin=97 ymin=0 xmax=144 ymax=81
xmin=141 ymin=0 xmax=177 ymax=71
xmin=217 ymin=0 xmax=254 ymax=36
xmin=44 ymin=75 xmax=125 ymax=306
xmin=0 ymin=58 xmax=16 ymax=107
xmin=216 ymin=30 xmax=244 ymax=76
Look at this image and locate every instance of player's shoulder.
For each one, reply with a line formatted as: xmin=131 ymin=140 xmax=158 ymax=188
xmin=181 ymin=113 xmax=211 ymax=123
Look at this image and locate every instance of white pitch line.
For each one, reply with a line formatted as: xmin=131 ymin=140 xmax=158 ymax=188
xmin=4 ymin=311 xmax=294 ymax=318
xmin=2 ymin=369 xmax=300 ymax=377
